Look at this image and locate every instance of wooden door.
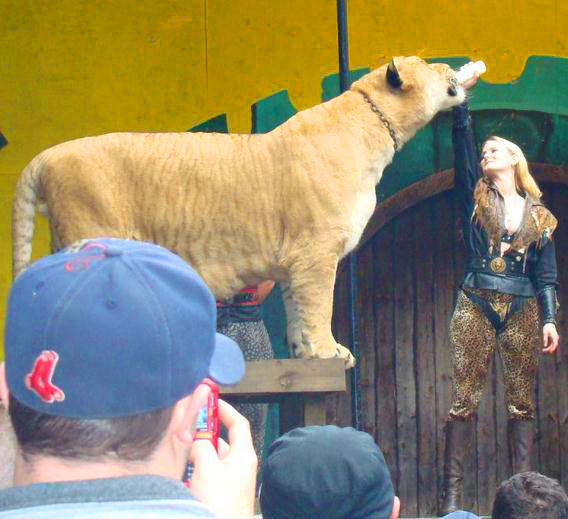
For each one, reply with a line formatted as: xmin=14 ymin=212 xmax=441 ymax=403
xmin=332 ymin=182 xmax=568 ymax=517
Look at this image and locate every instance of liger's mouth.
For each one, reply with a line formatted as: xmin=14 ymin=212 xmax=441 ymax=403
xmin=447 ymin=76 xmax=458 ymax=97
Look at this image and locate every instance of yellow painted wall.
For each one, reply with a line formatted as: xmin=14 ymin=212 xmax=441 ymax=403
xmin=348 ymin=0 xmax=568 ymax=82
xmin=1 ymin=0 xmax=568 ymax=355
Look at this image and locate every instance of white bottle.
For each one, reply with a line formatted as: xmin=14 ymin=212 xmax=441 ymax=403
xmin=455 ymin=60 xmax=487 ymax=84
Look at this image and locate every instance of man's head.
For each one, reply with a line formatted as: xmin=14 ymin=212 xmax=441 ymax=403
xmin=0 ymin=239 xmax=245 ymax=473
xmin=492 ymin=471 xmax=568 ymax=519
xmin=260 ymin=425 xmax=399 ymax=519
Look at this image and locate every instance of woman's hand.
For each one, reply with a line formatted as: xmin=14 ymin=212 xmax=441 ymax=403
xmin=456 ymin=61 xmax=485 ymax=90
xmin=462 ymin=74 xmax=479 ymax=90
xmin=542 ymin=323 xmax=559 ymax=353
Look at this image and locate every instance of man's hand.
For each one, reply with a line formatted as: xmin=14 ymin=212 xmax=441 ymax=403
xmin=543 ymin=323 xmax=559 ymax=354
xmin=189 ymin=399 xmax=257 ymax=519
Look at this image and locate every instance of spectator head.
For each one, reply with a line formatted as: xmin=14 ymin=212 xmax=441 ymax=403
xmin=492 ymin=471 xmax=568 ymax=519
xmin=0 ymin=239 xmax=245 ymax=466
xmin=260 ymin=425 xmax=399 ymax=519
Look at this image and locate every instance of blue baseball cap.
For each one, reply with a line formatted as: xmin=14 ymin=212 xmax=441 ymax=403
xmin=4 ymin=239 xmax=245 ymax=419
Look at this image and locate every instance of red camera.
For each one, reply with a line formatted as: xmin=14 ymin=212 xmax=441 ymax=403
xmin=183 ymin=378 xmax=219 ymax=488
xmin=193 ymin=378 xmax=219 ymax=451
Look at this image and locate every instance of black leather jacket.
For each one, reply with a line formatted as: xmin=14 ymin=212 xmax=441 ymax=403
xmin=453 ymin=102 xmax=558 ymax=324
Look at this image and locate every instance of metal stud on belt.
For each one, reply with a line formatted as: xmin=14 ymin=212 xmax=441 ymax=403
xmin=490 ymin=257 xmax=507 ymax=273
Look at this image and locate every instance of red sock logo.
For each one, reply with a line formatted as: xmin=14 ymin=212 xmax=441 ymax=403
xmin=25 ymin=351 xmax=65 ymax=403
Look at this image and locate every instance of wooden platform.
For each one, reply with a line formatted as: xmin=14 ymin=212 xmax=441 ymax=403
xmin=221 ymin=358 xmax=347 ymax=432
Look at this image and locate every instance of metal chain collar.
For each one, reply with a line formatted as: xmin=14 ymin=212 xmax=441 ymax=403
xmin=357 ymin=91 xmax=399 ymax=152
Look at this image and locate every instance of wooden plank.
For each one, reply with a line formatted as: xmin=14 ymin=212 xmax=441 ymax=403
xmin=374 ymin=221 xmax=399 ymax=489
xmin=359 ymin=169 xmax=454 ymax=250
xmin=450 ymin=193 xmax=478 ymax=513
xmin=220 ymin=359 xmax=346 ymax=396
xmin=324 ymin=393 xmax=339 ymax=427
xmin=357 ymin=240 xmax=377 ymax=438
xmin=331 ymin=263 xmax=354 ymax=428
xmin=549 ymin=184 xmax=568 ymax=491
xmin=535 ymin=185 xmax=561 ymax=480
xmin=393 ymin=208 xmax=418 ymax=517
xmin=320 ymin=394 xmax=335 ymax=425
xmin=413 ymin=200 xmax=438 ymax=517
xmin=494 ymin=351 xmax=511 ymax=485
xmin=337 ymin=373 xmax=354 ymax=427
xmin=304 ymin=394 xmax=326 ymax=426
xmin=432 ymin=192 xmax=458 ymax=510
xmin=279 ymin=394 xmax=304 ymax=433
xmin=476 ymin=351 xmax=498 ymax=516
xmin=536 ymin=305 xmax=561 ymax=482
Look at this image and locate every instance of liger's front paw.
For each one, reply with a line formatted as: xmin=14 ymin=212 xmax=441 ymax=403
xmin=335 ymin=344 xmax=356 ymax=369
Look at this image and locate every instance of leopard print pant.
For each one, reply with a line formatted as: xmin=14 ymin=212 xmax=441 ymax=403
xmin=216 ymin=320 xmax=274 ymax=462
xmin=448 ymin=288 xmax=540 ymax=420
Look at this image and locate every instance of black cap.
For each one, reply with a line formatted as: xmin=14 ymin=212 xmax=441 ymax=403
xmin=260 ymin=425 xmax=395 ymax=519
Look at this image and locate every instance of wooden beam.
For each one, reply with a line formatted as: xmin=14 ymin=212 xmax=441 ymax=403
xmin=220 ymin=359 xmax=346 ymax=397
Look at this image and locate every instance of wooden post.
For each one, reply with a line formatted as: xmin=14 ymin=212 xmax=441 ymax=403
xmin=304 ymin=394 xmax=327 ymax=426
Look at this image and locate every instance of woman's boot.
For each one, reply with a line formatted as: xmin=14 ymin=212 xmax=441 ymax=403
xmin=508 ymin=419 xmax=533 ymax=474
xmin=438 ymin=419 xmax=472 ymax=516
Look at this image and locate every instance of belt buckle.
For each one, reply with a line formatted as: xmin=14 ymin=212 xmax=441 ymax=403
xmin=490 ymin=257 xmax=506 ymax=273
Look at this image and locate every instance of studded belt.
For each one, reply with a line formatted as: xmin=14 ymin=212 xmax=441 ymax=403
xmin=467 ymin=255 xmax=528 ymax=277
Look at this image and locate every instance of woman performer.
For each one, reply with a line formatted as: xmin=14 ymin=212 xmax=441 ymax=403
xmin=439 ymin=65 xmax=560 ymax=515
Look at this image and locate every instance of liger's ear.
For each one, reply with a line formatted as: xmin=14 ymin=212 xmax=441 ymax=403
xmin=386 ymin=59 xmax=403 ymax=89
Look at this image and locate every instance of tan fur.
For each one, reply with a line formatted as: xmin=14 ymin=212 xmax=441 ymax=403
xmin=12 ymin=57 xmax=465 ymax=367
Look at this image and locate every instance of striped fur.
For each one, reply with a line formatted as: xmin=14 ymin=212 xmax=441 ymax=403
xmin=12 ymin=57 xmax=465 ymax=367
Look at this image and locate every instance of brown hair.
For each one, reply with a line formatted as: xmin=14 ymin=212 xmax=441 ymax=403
xmin=492 ymin=472 xmax=568 ymax=519
xmin=9 ymin=394 xmax=174 ymax=462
